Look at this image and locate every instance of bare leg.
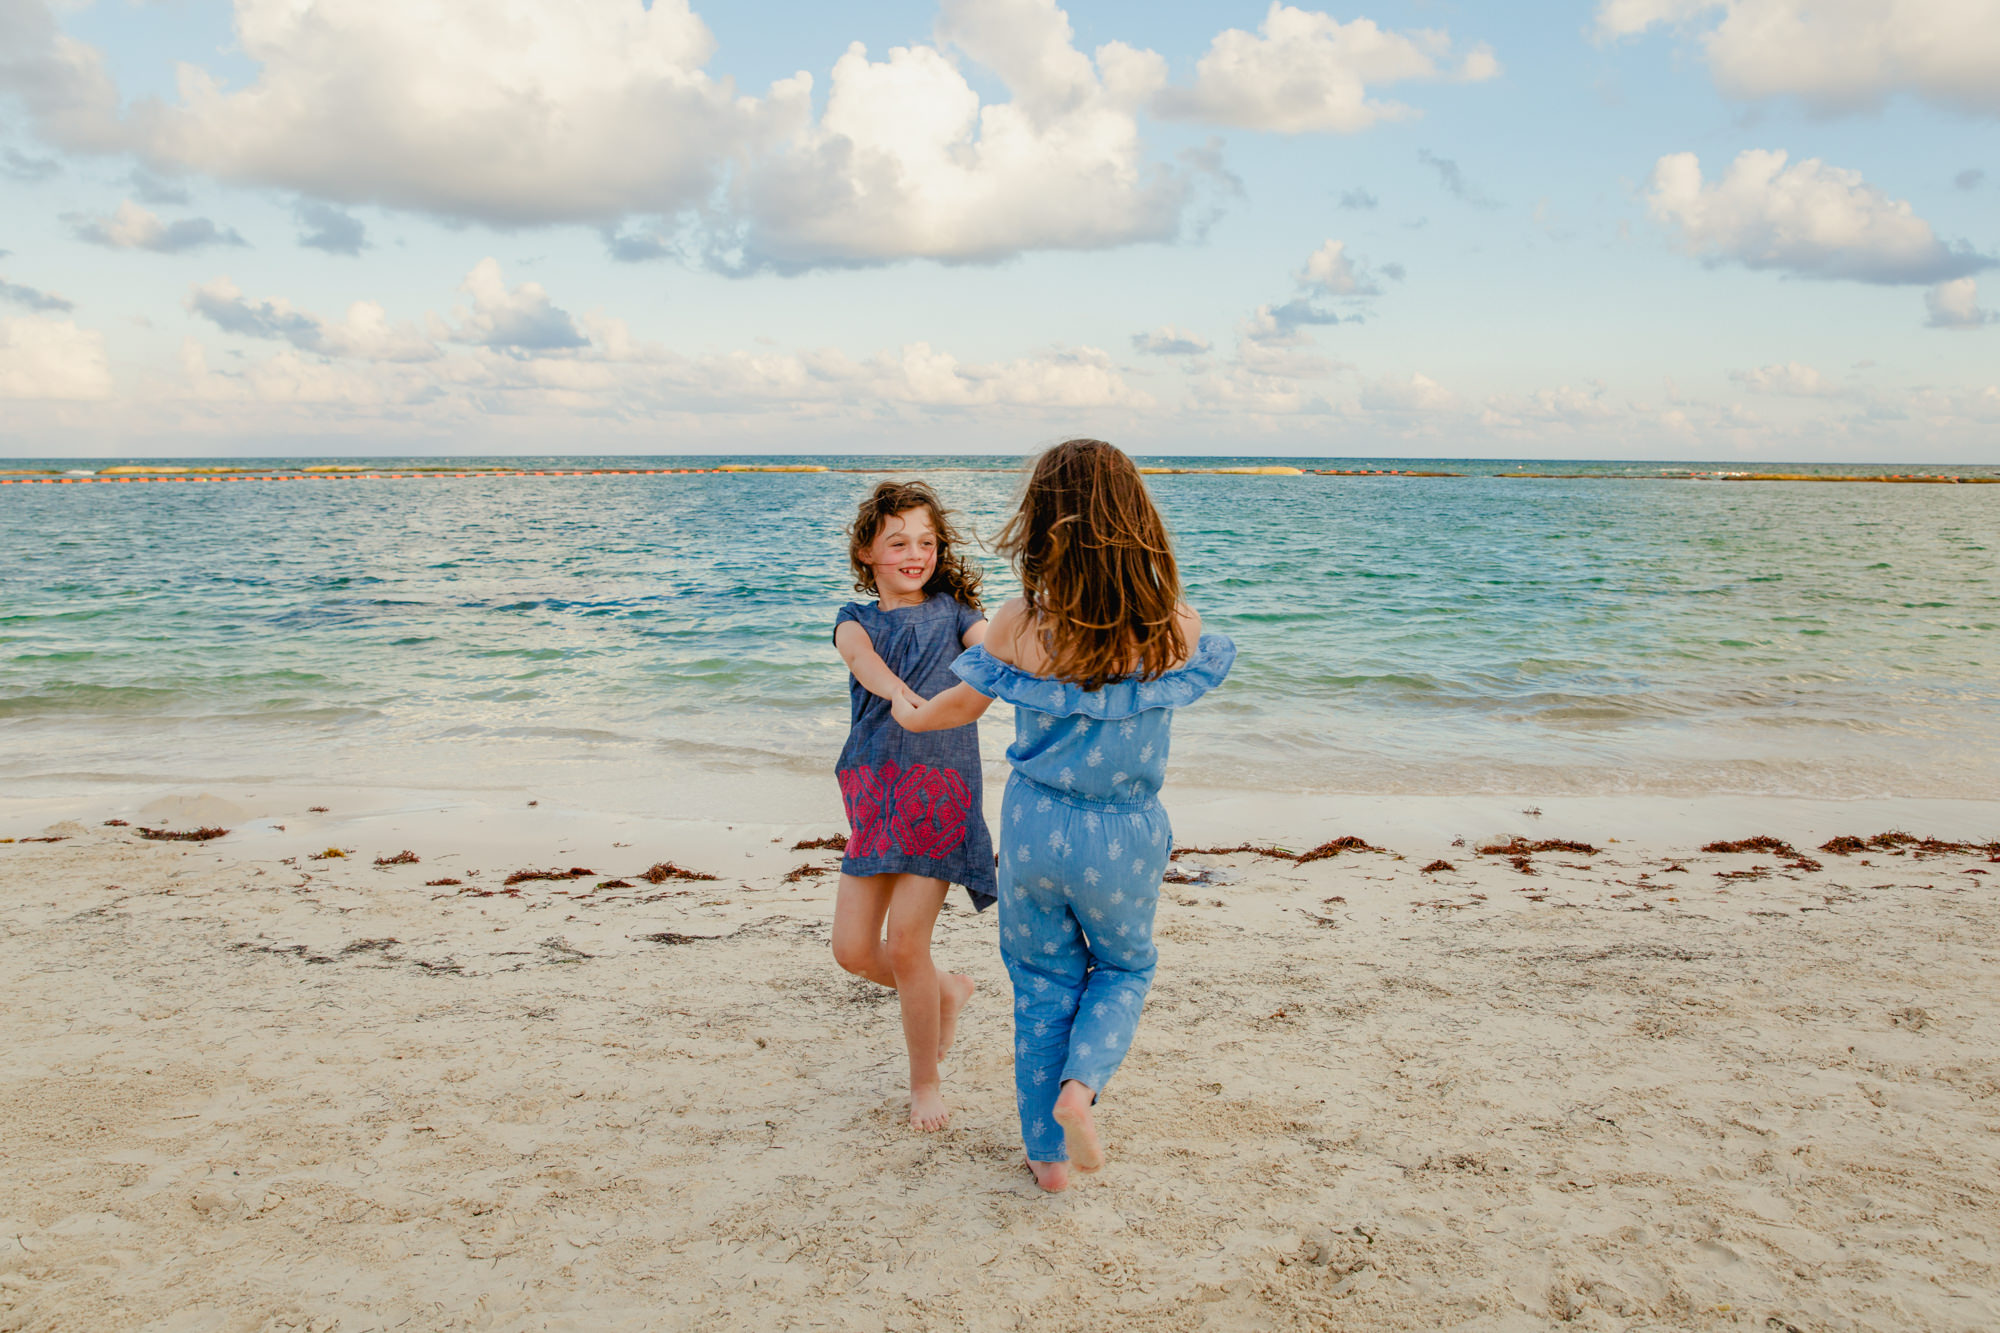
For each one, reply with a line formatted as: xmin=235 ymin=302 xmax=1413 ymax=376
xmin=831 ymin=873 xmax=898 ymax=986
xmin=1052 ymin=1079 xmax=1104 ymax=1171
xmin=884 ymin=875 xmax=951 ymax=1131
xmin=1027 ymin=1159 xmax=1070 ymax=1193
xmin=937 ymin=970 xmax=976 ymax=1061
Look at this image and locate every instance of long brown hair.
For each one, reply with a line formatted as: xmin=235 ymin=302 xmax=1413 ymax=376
xmin=847 ymin=480 xmax=983 ymax=608
xmin=996 ymin=439 xmax=1185 ymax=689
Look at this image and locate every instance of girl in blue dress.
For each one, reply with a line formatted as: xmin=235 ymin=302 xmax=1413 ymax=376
xmin=893 ymin=440 xmax=1234 ymax=1192
xmin=831 ymin=480 xmax=996 ymax=1133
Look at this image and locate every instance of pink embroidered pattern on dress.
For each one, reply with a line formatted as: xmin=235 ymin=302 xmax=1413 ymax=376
xmin=840 ymin=762 xmax=970 ymax=861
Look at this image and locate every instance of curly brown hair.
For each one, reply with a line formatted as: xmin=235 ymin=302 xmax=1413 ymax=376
xmin=995 ymin=439 xmax=1185 ymax=690
xmin=847 ymin=480 xmax=983 ymax=608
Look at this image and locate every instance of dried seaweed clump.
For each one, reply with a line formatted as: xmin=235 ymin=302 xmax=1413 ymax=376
xmin=1171 ymin=835 xmax=1386 ymax=864
xmin=1702 ymin=835 xmax=1821 ymax=872
xmin=502 ymin=866 xmax=595 ymax=887
xmin=308 ymin=847 xmax=348 ymax=860
xmin=792 ymin=835 xmax=849 ymax=851
xmin=425 ymin=878 xmax=463 ymax=887
xmin=639 ymin=861 xmax=718 ymax=884
xmin=374 ymin=850 xmax=420 ymax=865
xmin=138 ymin=826 xmax=230 ymax=842
xmin=783 ymin=863 xmax=830 ymax=884
xmin=1819 ymin=830 xmax=1998 ymax=858
xmin=1421 ymin=860 xmax=1454 ymax=874
xmin=1476 ymin=837 xmax=1599 ymax=857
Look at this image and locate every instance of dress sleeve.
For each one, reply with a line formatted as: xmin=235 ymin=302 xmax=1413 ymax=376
xmin=955 ymin=599 xmax=986 ymax=642
xmin=950 ymin=634 xmax=1237 ymax=718
xmin=832 ymin=603 xmax=865 ymax=647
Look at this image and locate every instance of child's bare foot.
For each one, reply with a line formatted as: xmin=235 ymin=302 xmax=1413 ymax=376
xmin=909 ymin=1084 xmax=950 ymax=1133
xmin=1027 ymin=1158 xmax=1069 ymax=1193
xmin=1052 ymin=1081 xmax=1104 ymax=1171
xmin=937 ymin=972 xmax=975 ymax=1060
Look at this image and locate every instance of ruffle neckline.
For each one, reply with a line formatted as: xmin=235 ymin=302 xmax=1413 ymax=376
xmin=951 ymin=633 xmax=1235 ymax=720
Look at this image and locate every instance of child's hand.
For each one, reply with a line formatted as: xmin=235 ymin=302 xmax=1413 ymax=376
xmin=891 ymin=694 xmax=920 ymax=729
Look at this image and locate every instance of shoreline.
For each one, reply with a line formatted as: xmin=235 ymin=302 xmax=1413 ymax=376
xmin=4 ymin=797 xmax=1995 ymax=1329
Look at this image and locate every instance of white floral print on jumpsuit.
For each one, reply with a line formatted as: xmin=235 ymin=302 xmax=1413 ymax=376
xmin=950 ymin=634 xmax=1235 ymax=1163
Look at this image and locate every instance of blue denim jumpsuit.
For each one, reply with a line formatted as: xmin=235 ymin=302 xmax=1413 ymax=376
xmin=951 ymin=634 xmax=1236 ymax=1162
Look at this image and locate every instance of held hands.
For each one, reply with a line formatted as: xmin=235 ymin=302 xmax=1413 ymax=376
xmin=891 ymin=691 xmax=923 ymax=729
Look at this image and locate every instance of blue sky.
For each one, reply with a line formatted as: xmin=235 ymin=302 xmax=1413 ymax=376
xmin=0 ymin=0 xmax=1994 ymax=459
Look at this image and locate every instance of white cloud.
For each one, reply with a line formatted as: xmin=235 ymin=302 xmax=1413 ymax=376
xmin=723 ymin=0 xmax=1199 ymax=269
xmin=449 ymin=259 xmax=588 ymax=351
xmin=65 ymin=199 xmax=247 ymax=253
xmin=1596 ymin=0 xmax=2000 ymax=117
xmin=0 ymin=314 xmax=112 ymax=399
xmin=1925 ymin=278 xmax=1995 ymax=329
xmin=1359 ymin=371 xmax=1457 ymax=414
xmin=1647 ymin=149 xmax=1993 ymax=284
xmin=130 ymin=0 xmax=765 ymax=227
xmin=186 ymin=276 xmax=439 ymax=361
xmin=4 ymin=0 xmax=1216 ymax=269
xmin=1731 ymin=360 xmax=1846 ymax=395
xmin=1132 ymin=325 xmax=1211 ymax=356
xmin=1156 ymin=3 xmax=1497 ymax=133
xmin=1297 ymin=239 xmax=1378 ymax=295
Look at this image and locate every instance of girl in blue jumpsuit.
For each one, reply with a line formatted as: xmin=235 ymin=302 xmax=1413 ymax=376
xmin=893 ymin=439 xmax=1234 ymax=1193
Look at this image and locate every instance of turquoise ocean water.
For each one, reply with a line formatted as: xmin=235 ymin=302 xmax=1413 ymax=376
xmin=3 ymin=456 xmax=1996 ymax=814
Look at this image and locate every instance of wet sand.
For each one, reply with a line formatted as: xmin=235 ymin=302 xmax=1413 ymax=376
xmin=3 ymin=797 xmax=1997 ymax=1331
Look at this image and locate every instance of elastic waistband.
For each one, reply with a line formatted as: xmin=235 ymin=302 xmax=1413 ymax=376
xmin=1008 ymin=771 xmax=1160 ymax=815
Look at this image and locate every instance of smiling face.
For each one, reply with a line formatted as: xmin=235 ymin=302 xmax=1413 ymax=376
xmin=865 ymin=507 xmax=938 ymax=607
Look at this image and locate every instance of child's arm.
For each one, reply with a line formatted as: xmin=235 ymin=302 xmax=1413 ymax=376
xmin=892 ymin=681 xmax=993 ymax=732
xmin=961 ymin=615 xmax=989 ymax=649
xmin=835 ymin=621 xmax=921 ymax=708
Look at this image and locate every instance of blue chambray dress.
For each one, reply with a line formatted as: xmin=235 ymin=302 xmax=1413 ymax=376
xmin=950 ymin=632 xmax=1236 ymax=1161
xmin=833 ymin=594 xmax=997 ymax=909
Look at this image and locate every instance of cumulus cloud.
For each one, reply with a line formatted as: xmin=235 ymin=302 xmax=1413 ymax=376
xmin=296 ymin=201 xmax=368 ymax=256
xmin=1596 ymin=0 xmax=2000 ymax=117
xmin=1925 ymin=277 xmax=1995 ymax=329
xmin=66 ymin=200 xmax=247 ymax=253
xmin=722 ymin=0 xmax=1204 ymax=270
xmin=1297 ymin=239 xmax=1380 ymax=295
xmin=449 ymin=258 xmax=588 ymax=351
xmin=186 ymin=276 xmax=439 ymax=361
xmin=0 ymin=276 xmax=72 ymax=312
xmin=0 ymin=314 xmax=112 ymax=399
xmin=125 ymin=0 xmax=764 ymax=227
xmin=1359 ymin=371 xmax=1457 ymax=413
xmin=1155 ymin=3 xmax=1498 ymax=133
xmin=1732 ymin=360 xmax=1846 ymax=395
xmin=1647 ymin=149 xmax=1993 ymax=284
xmin=1132 ymin=325 xmax=1211 ymax=356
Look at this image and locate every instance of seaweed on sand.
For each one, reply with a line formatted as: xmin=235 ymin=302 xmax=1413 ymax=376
xmin=792 ymin=835 xmax=848 ymax=851
xmin=425 ymin=877 xmax=463 ymax=887
xmin=1819 ymin=830 xmax=1999 ymax=858
xmin=138 ymin=826 xmax=230 ymax=842
xmin=1421 ymin=860 xmax=1454 ymax=874
xmin=638 ymin=861 xmax=718 ymax=884
xmin=374 ymin=850 xmax=420 ymax=865
xmin=502 ymin=866 xmax=595 ymax=886
xmin=1476 ymin=837 xmax=1599 ymax=857
xmin=783 ymin=864 xmax=829 ymax=884
xmin=1702 ymin=836 xmax=1821 ymax=872
xmin=639 ymin=931 xmax=719 ymax=945
xmin=1170 ymin=835 xmax=1386 ymax=864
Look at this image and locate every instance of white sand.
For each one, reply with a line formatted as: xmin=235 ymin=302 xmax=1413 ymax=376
xmin=3 ymin=792 xmax=1997 ymax=1331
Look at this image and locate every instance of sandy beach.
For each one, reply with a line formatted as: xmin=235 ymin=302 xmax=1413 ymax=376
xmin=4 ymin=790 xmax=1996 ymax=1332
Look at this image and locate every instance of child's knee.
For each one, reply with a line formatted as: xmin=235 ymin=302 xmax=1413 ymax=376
xmin=830 ymin=935 xmax=874 ymax=976
xmin=884 ymin=924 xmax=932 ymax=974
